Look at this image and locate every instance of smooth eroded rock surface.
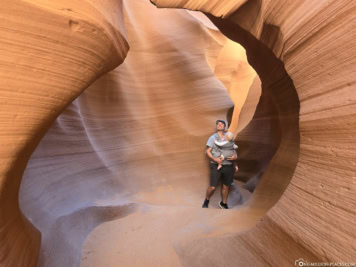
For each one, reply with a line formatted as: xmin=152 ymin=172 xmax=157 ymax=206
xmin=0 ymin=0 xmax=355 ymax=266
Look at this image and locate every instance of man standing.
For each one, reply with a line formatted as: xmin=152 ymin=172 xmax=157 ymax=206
xmin=202 ymin=120 xmax=238 ymax=209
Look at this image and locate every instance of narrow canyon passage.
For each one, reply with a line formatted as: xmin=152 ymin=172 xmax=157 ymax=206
xmin=18 ymin=1 xmax=288 ymax=266
xmin=0 ymin=0 xmax=355 ymax=266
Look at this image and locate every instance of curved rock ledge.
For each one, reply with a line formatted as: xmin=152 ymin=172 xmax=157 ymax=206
xmin=152 ymin=0 xmax=356 ymax=265
xmin=0 ymin=0 xmax=128 ymax=266
xmin=0 ymin=0 xmax=355 ymax=266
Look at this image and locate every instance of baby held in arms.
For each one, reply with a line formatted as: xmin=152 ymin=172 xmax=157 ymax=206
xmin=212 ymin=132 xmax=238 ymax=170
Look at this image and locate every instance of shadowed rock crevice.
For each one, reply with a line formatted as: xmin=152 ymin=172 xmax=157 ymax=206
xmin=260 ymin=22 xmax=284 ymax=58
xmin=228 ymin=0 xmax=262 ymax=35
xmin=216 ymin=14 xmax=298 ymax=197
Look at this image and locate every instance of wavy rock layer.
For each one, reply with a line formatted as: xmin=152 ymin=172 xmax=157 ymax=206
xmin=0 ymin=0 xmax=128 ymax=266
xmin=152 ymin=0 xmax=356 ymax=265
xmin=0 ymin=0 xmax=355 ymax=266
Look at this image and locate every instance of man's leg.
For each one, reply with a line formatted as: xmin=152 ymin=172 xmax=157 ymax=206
xmin=207 ymin=163 xmax=220 ymax=199
xmin=202 ymin=186 xmax=215 ymax=208
xmin=203 ymin=163 xmax=220 ymax=208
xmin=219 ymin=165 xmax=234 ymax=209
xmin=206 ymin=186 xmax=216 ymax=200
xmin=221 ymin=184 xmax=229 ymax=203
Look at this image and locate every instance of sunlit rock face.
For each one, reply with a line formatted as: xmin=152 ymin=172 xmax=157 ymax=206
xmin=0 ymin=0 xmax=355 ymax=267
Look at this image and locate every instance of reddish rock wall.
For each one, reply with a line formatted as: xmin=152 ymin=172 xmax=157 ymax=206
xmin=0 ymin=0 xmax=355 ymax=266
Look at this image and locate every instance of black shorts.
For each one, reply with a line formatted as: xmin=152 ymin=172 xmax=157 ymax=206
xmin=210 ymin=163 xmax=234 ymax=187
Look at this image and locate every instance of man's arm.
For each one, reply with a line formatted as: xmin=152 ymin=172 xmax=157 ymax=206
xmin=206 ymin=147 xmax=222 ymax=164
xmin=226 ymin=152 xmax=237 ymax=161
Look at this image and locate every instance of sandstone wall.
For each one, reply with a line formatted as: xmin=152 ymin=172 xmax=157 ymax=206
xmin=0 ymin=0 xmax=355 ymax=266
xmin=152 ymin=0 xmax=356 ymax=265
xmin=0 ymin=0 xmax=128 ymax=266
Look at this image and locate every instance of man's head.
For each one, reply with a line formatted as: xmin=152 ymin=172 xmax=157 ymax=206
xmin=216 ymin=120 xmax=226 ymax=132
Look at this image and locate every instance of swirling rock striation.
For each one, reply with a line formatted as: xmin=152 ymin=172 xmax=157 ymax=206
xmin=152 ymin=0 xmax=356 ymax=265
xmin=17 ymin=0 xmax=258 ymax=266
xmin=0 ymin=0 xmax=355 ymax=266
xmin=0 ymin=0 xmax=128 ymax=266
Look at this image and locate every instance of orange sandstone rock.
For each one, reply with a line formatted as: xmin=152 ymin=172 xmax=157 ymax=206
xmin=0 ymin=0 xmax=355 ymax=266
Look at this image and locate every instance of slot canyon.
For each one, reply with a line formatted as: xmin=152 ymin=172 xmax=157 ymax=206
xmin=0 ymin=0 xmax=355 ymax=266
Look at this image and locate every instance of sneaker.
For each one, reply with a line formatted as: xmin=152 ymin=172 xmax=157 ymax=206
xmin=219 ymin=201 xmax=229 ymax=209
xmin=202 ymin=199 xmax=209 ymax=208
